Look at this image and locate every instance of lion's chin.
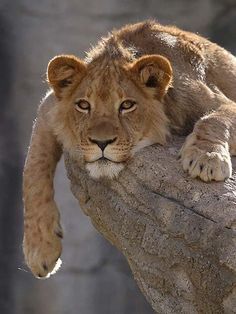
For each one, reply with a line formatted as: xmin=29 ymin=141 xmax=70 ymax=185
xmin=85 ymin=159 xmax=125 ymax=179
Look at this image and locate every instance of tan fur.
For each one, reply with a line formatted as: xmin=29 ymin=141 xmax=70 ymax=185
xmin=23 ymin=20 xmax=236 ymax=277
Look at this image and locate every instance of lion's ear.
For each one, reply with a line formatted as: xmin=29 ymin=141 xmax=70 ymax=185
xmin=47 ymin=55 xmax=87 ymax=98
xmin=128 ymin=55 xmax=173 ymax=98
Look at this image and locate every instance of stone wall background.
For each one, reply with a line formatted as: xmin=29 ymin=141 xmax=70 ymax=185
xmin=0 ymin=1 xmax=235 ymax=314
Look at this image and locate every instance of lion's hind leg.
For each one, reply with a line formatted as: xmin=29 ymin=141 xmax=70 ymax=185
xmin=208 ymin=47 xmax=236 ymax=102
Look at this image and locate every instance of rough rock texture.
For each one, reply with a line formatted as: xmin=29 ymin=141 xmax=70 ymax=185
xmin=65 ymin=138 xmax=236 ymax=314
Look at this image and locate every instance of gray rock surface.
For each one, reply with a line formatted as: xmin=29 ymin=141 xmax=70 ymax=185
xmin=0 ymin=0 xmax=235 ymax=313
xmin=65 ymin=138 xmax=236 ymax=313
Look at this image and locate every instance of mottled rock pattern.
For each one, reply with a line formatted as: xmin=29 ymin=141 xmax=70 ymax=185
xmin=65 ymin=138 xmax=236 ymax=313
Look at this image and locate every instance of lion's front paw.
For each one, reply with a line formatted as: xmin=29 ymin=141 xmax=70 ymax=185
xmin=180 ymin=133 xmax=232 ymax=182
xmin=23 ymin=217 xmax=63 ymax=279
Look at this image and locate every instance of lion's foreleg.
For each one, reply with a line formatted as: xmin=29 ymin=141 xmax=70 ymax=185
xmin=23 ymin=106 xmax=62 ymax=278
xmin=180 ymin=95 xmax=236 ymax=182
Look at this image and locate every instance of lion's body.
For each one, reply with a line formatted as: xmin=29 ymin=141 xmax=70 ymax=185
xmin=23 ymin=21 xmax=236 ymax=278
xmin=87 ymin=21 xmax=236 ymax=131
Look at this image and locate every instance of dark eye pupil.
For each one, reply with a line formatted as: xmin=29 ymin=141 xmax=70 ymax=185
xmin=76 ymin=100 xmax=90 ymax=110
xmin=80 ymin=101 xmax=89 ymax=109
xmin=123 ymin=101 xmax=132 ymax=109
xmin=120 ymin=100 xmax=135 ymax=111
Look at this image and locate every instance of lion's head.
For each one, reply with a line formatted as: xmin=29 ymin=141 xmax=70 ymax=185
xmin=47 ymin=52 xmax=172 ymax=179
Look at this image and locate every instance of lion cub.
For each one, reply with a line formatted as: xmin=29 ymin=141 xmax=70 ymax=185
xmin=23 ymin=21 xmax=236 ymax=278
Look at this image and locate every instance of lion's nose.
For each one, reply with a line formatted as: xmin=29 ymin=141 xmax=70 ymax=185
xmin=89 ymin=137 xmax=117 ymax=151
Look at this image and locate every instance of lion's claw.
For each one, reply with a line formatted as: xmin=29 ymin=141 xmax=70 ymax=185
xmin=180 ymin=133 xmax=232 ymax=182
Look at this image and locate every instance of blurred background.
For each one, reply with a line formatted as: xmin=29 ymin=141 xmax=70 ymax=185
xmin=0 ymin=1 xmax=235 ymax=313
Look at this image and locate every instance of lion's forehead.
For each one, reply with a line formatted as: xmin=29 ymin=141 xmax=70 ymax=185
xmin=82 ymin=63 xmax=130 ymax=104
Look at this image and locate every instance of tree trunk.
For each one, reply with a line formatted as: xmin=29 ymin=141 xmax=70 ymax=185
xmin=64 ymin=137 xmax=236 ymax=314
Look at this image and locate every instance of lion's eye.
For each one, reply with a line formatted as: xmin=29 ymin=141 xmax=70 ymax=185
xmin=75 ymin=99 xmax=90 ymax=113
xmin=119 ymin=100 xmax=137 ymax=113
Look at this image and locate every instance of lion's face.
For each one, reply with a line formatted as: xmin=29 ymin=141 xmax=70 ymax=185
xmin=47 ymin=54 xmax=172 ymax=178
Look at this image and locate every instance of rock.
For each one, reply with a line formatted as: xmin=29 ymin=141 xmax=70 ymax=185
xmin=65 ymin=138 xmax=236 ymax=313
